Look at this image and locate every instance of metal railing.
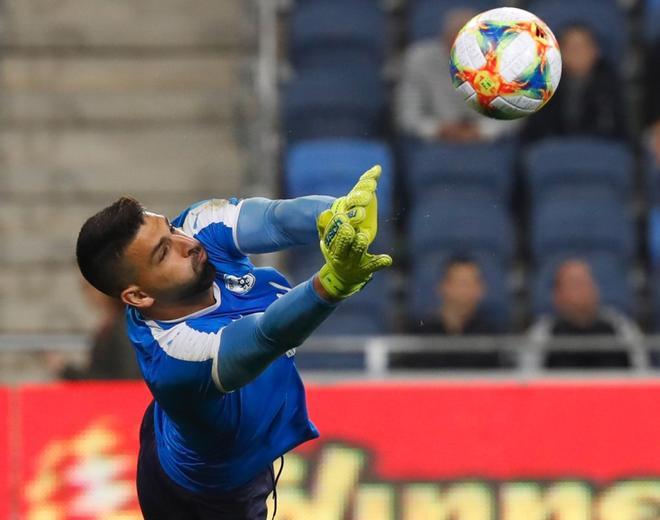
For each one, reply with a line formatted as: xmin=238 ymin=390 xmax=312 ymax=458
xmin=1 ymin=334 xmax=659 ymax=383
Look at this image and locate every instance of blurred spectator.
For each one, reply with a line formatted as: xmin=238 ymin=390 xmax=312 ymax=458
xmin=645 ymin=36 xmax=660 ymax=166
xmin=46 ymin=281 xmax=141 ymax=380
xmin=523 ymin=23 xmax=626 ymax=143
xmin=396 ymin=8 xmax=510 ymax=143
xmin=528 ymin=259 xmax=642 ymax=368
xmin=408 ymin=255 xmax=493 ymax=335
xmin=392 ymin=256 xmax=509 ymax=370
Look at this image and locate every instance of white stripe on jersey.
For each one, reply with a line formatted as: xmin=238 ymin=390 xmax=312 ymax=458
xmin=148 ymin=321 xmax=221 ymax=363
xmin=181 ymin=199 xmax=242 ymax=238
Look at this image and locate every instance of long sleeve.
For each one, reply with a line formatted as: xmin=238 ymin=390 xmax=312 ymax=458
xmin=235 ymin=196 xmax=334 ymax=254
xmin=214 ymin=278 xmax=338 ymax=392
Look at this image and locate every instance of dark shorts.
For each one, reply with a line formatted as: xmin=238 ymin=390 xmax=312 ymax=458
xmin=136 ymin=401 xmax=274 ymax=520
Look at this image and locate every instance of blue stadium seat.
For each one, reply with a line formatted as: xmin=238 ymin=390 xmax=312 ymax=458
xmin=285 ymin=139 xmax=393 ymax=216
xmin=532 ymin=253 xmax=633 ymax=316
xmin=408 ymin=251 xmax=511 ymax=331
xmin=404 ymin=140 xmax=516 ymax=203
xmin=645 ymin=0 xmax=660 ymax=42
xmin=290 ymin=2 xmax=387 ymax=72
xmin=531 ymin=195 xmax=635 ymax=263
xmin=527 ymin=0 xmax=627 ymax=66
xmin=408 ymin=0 xmax=498 ymax=42
xmin=409 ymin=190 xmax=515 ymax=266
xmin=282 ymin=71 xmax=386 ymax=142
xmin=526 ymin=138 xmax=634 ymax=205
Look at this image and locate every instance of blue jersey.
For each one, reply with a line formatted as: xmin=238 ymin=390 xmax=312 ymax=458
xmin=126 ymin=199 xmax=319 ymax=493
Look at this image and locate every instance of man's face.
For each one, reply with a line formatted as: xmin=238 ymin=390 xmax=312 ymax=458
xmin=553 ymin=261 xmax=599 ymax=323
xmin=122 ymin=213 xmax=215 ymax=304
xmin=561 ymin=27 xmax=599 ymax=78
xmin=439 ymin=263 xmax=485 ymax=312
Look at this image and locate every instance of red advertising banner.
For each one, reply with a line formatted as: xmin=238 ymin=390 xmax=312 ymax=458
xmin=18 ymin=382 xmax=151 ymax=519
xmin=7 ymin=380 xmax=660 ymax=519
xmin=0 ymin=388 xmax=10 ymax=520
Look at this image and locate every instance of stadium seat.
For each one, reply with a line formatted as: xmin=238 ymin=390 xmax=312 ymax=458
xmin=408 ymin=0 xmax=498 ymax=42
xmin=404 ymin=140 xmax=516 ymax=203
xmin=282 ymin=71 xmax=386 ymax=142
xmin=646 ymin=0 xmax=660 ymax=42
xmin=409 ymin=190 xmax=515 ymax=266
xmin=531 ymin=195 xmax=635 ymax=264
xmin=525 ymin=138 xmax=634 ymax=205
xmin=290 ymin=1 xmax=387 ymax=72
xmin=527 ymin=0 xmax=627 ymax=66
xmin=407 ymin=251 xmax=511 ymax=331
xmin=285 ymin=139 xmax=394 ymax=216
xmin=531 ymin=253 xmax=633 ymax=316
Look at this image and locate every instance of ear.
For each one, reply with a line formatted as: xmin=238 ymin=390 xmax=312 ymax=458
xmin=121 ymin=285 xmax=155 ymax=309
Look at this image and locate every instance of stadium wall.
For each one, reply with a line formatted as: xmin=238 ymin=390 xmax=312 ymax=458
xmin=4 ymin=380 xmax=660 ymax=519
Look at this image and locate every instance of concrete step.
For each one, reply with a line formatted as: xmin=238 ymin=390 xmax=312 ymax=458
xmin=0 ymin=127 xmax=245 ymax=198
xmin=2 ymin=0 xmax=255 ymax=49
xmin=0 ymin=55 xmax=252 ymax=123
xmin=0 ymin=265 xmax=93 ymax=332
xmin=0 ymin=200 xmax=188 ymax=265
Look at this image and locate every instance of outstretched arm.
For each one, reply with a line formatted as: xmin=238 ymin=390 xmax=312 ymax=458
xmin=215 ymin=212 xmax=391 ymax=392
xmin=216 ymin=167 xmax=392 ymax=392
xmin=213 ymin=275 xmax=338 ymax=392
xmin=235 ymin=164 xmax=384 ymax=254
xmin=235 ymin=196 xmax=334 ymax=254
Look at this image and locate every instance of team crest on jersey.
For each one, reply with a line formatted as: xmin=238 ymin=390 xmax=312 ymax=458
xmin=223 ymin=273 xmax=256 ymax=294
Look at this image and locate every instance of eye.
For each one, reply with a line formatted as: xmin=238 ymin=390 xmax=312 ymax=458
xmin=160 ymin=245 xmax=169 ymax=262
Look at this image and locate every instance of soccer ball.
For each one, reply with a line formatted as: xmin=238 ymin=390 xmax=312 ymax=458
xmin=450 ymin=7 xmax=562 ymax=120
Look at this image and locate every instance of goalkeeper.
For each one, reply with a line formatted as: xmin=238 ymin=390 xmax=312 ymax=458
xmin=75 ymin=167 xmax=391 ymax=520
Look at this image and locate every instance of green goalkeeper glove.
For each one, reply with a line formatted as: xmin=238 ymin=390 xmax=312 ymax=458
xmin=327 ymin=165 xmax=382 ymax=245
xmin=317 ymin=212 xmax=392 ymax=299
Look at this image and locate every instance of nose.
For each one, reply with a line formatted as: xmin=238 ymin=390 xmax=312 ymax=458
xmin=173 ymin=233 xmax=199 ymax=257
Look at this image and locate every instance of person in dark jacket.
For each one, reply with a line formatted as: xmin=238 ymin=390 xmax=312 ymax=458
xmin=393 ymin=255 xmax=508 ymax=370
xmin=523 ymin=23 xmax=626 ymax=143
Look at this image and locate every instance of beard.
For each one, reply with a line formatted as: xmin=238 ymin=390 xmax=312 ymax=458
xmin=158 ymin=260 xmax=216 ymax=303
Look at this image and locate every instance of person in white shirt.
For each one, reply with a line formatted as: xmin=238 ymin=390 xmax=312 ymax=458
xmin=396 ymin=7 xmax=512 ymax=142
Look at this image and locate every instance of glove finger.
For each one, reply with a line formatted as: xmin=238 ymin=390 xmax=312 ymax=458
xmin=346 ymin=206 xmax=366 ymax=227
xmin=361 ymin=253 xmax=393 ymax=273
xmin=323 ymin=213 xmax=348 ymax=248
xmin=332 ymin=221 xmax=356 ymax=259
xmin=345 ymin=189 xmax=373 ymax=209
xmin=354 ymin=179 xmax=377 ymax=194
xmin=317 ymin=209 xmax=333 ymax=238
xmin=359 ymin=165 xmax=381 ymax=182
xmin=347 ymin=232 xmax=369 ymax=263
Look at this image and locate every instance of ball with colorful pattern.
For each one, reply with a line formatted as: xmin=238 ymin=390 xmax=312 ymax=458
xmin=450 ymin=7 xmax=562 ymax=120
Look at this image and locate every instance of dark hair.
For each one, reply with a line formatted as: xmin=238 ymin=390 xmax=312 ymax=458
xmin=441 ymin=253 xmax=479 ymax=278
xmin=76 ymin=196 xmax=145 ymax=297
xmin=560 ymin=22 xmax=598 ymax=43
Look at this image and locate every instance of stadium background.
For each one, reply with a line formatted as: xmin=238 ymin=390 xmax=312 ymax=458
xmin=0 ymin=0 xmax=659 ymax=518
